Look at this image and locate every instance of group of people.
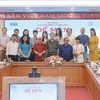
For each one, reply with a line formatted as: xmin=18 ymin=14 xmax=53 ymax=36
xmin=0 ymin=27 xmax=99 ymax=62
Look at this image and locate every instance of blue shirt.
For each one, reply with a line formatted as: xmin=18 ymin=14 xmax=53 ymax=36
xmin=18 ymin=43 xmax=31 ymax=58
xmin=59 ymin=44 xmax=73 ymax=58
xmin=78 ymin=34 xmax=89 ymax=52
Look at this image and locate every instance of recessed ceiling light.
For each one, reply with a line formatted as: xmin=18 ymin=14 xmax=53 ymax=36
xmin=26 ymin=7 xmax=30 ymax=10
xmin=29 ymin=9 xmax=33 ymax=12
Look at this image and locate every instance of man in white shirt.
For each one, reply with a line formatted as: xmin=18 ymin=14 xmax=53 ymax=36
xmin=64 ymin=28 xmax=76 ymax=46
xmin=0 ymin=27 xmax=10 ymax=61
xmin=6 ymin=34 xmax=19 ymax=61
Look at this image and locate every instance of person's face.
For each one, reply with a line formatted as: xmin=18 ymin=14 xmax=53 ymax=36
xmin=2 ymin=28 xmax=7 ymax=34
xmin=90 ymin=30 xmax=95 ymax=36
xmin=64 ymin=38 xmax=69 ymax=45
xmin=56 ymin=29 xmax=60 ymax=35
xmin=75 ymin=39 xmax=80 ymax=44
xmin=38 ymin=38 xmax=42 ymax=43
xmin=50 ymin=34 xmax=55 ymax=39
xmin=81 ymin=28 xmax=85 ymax=34
xmin=12 ymin=36 xmax=17 ymax=42
xmin=24 ymin=31 xmax=28 ymax=35
xmin=33 ymin=32 xmax=38 ymax=37
xmin=67 ymin=29 xmax=72 ymax=35
xmin=43 ymin=32 xmax=47 ymax=37
xmin=23 ymin=36 xmax=27 ymax=42
xmin=14 ymin=30 xmax=19 ymax=36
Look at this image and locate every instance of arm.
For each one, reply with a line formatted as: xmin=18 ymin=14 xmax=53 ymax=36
xmin=27 ymin=44 xmax=32 ymax=57
xmin=84 ymin=36 xmax=89 ymax=48
xmin=6 ymin=42 xmax=9 ymax=58
xmin=71 ymin=46 xmax=73 ymax=59
xmin=59 ymin=46 xmax=62 ymax=57
xmin=19 ymin=49 xmax=26 ymax=58
xmin=27 ymin=48 xmax=32 ymax=58
xmin=80 ymin=44 xmax=85 ymax=54
xmin=34 ymin=44 xmax=39 ymax=55
xmin=42 ymin=45 xmax=46 ymax=54
xmin=57 ymin=41 xmax=59 ymax=55
xmin=0 ymin=43 xmax=5 ymax=48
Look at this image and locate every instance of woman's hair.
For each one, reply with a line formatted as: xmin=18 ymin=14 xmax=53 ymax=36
xmin=56 ymin=28 xmax=62 ymax=39
xmin=90 ymin=28 xmax=96 ymax=36
xmin=23 ymin=29 xmax=29 ymax=36
xmin=20 ymin=35 xmax=29 ymax=44
xmin=42 ymin=31 xmax=48 ymax=41
xmin=75 ymin=37 xmax=80 ymax=40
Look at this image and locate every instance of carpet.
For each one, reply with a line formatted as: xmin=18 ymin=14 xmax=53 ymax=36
xmin=66 ymin=87 xmax=92 ymax=100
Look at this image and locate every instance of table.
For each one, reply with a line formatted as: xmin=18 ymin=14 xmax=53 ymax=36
xmin=0 ymin=62 xmax=100 ymax=100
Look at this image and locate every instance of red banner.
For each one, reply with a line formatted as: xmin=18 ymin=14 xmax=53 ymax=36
xmin=0 ymin=12 xmax=100 ymax=19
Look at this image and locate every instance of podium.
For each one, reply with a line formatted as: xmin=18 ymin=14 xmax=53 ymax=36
xmin=2 ymin=76 xmax=65 ymax=100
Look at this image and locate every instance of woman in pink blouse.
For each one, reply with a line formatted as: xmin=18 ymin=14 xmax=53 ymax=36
xmin=55 ymin=28 xmax=63 ymax=45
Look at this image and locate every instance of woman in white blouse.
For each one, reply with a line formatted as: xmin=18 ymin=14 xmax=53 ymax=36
xmin=55 ymin=28 xmax=63 ymax=45
xmin=73 ymin=37 xmax=84 ymax=62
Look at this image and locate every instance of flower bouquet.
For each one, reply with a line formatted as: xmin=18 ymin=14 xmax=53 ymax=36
xmin=45 ymin=55 xmax=63 ymax=67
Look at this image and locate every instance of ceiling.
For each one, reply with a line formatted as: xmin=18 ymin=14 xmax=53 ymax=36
xmin=0 ymin=7 xmax=100 ymax=12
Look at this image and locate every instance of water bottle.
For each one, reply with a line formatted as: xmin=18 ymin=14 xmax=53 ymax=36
xmin=3 ymin=59 xmax=7 ymax=65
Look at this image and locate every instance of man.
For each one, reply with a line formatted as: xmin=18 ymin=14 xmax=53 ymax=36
xmin=10 ymin=29 xmax=20 ymax=42
xmin=30 ymin=30 xmax=38 ymax=61
xmin=59 ymin=37 xmax=73 ymax=61
xmin=46 ymin=33 xmax=59 ymax=57
xmin=78 ymin=27 xmax=89 ymax=60
xmin=64 ymin=28 xmax=76 ymax=46
xmin=31 ymin=30 xmax=38 ymax=47
xmin=34 ymin=36 xmax=46 ymax=61
xmin=6 ymin=34 xmax=19 ymax=61
xmin=0 ymin=27 xmax=10 ymax=61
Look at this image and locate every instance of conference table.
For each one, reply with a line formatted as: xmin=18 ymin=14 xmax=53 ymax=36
xmin=0 ymin=62 xmax=100 ymax=100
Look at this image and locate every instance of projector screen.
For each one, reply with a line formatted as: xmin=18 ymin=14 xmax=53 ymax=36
xmin=9 ymin=83 xmax=58 ymax=100
xmin=4 ymin=20 xmax=100 ymax=39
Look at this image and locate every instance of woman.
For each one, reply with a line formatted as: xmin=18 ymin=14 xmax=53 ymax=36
xmin=73 ymin=37 xmax=84 ymax=62
xmin=55 ymin=28 xmax=63 ymax=45
xmin=42 ymin=31 xmax=48 ymax=44
xmin=18 ymin=35 xmax=32 ymax=61
xmin=89 ymin=28 xmax=99 ymax=61
xmin=20 ymin=29 xmax=31 ymax=43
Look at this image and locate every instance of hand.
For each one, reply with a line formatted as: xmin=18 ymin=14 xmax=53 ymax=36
xmin=7 ymin=57 xmax=9 ymax=61
xmin=23 ymin=55 xmax=28 ymax=58
xmin=74 ymin=52 xmax=80 ymax=57
xmin=3 ymin=46 xmax=6 ymax=49
xmin=38 ymin=53 xmax=42 ymax=57
xmin=89 ymin=49 xmax=94 ymax=52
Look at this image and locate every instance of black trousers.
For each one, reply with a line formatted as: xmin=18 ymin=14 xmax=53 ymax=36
xmin=46 ymin=52 xmax=57 ymax=57
xmin=63 ymin=57 xmax=72 ymax=62
xmin=20 ymin=57 xmax=30 ymax=61
xmin=8 ymin=55 xmax=18 ymax=61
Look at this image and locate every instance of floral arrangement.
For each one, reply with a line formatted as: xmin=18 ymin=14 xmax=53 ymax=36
xmin=45 ymin=56 xmax=63 ymax=67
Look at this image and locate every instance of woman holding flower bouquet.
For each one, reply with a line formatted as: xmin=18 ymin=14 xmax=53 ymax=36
xmin=73 ymin=37 xmax=84 ymax=62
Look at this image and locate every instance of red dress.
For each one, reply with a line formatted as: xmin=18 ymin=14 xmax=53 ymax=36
xmin=34 ymin=43 xmax=46 ymax=61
